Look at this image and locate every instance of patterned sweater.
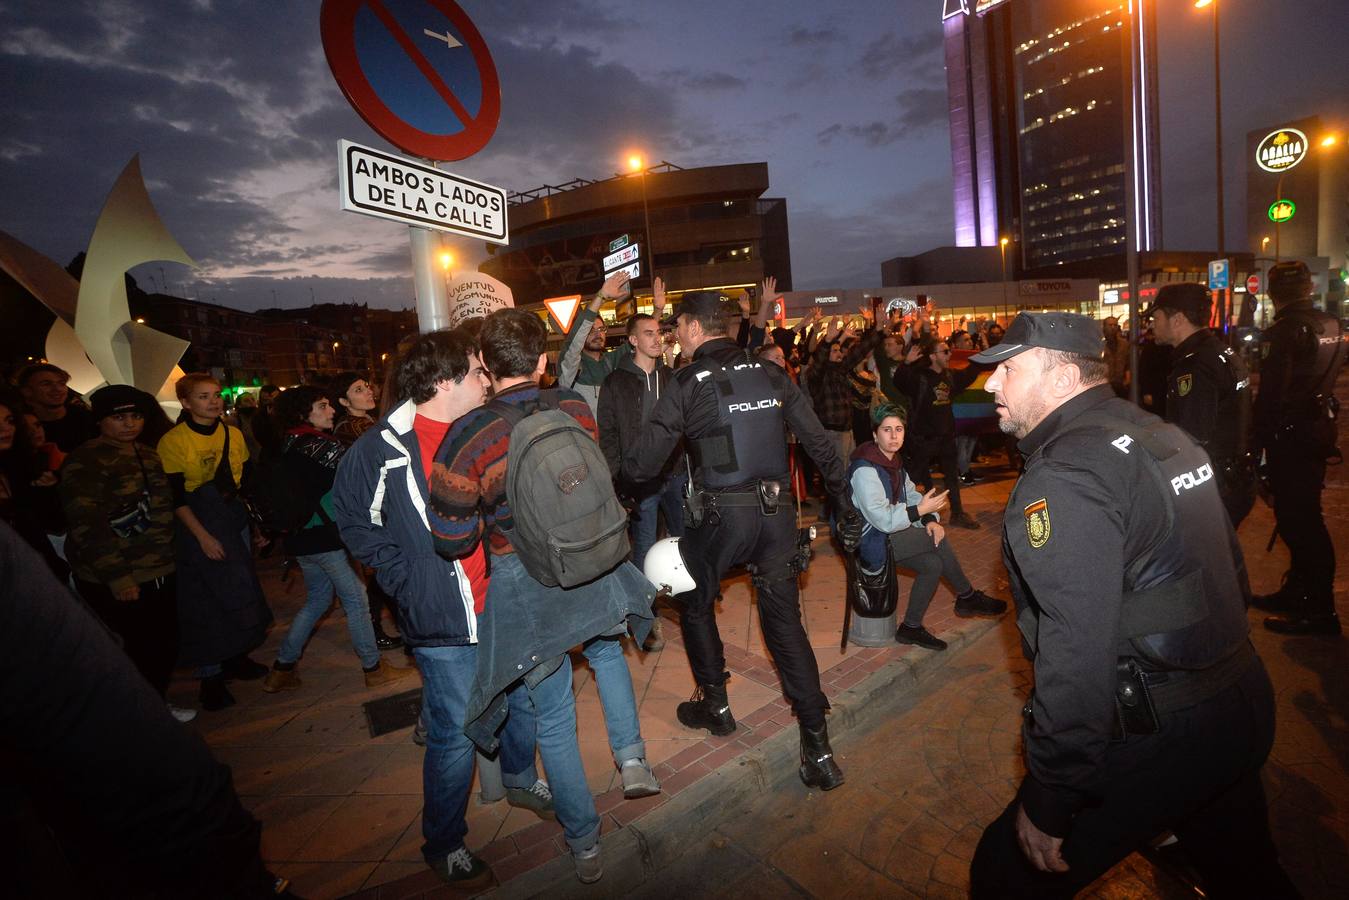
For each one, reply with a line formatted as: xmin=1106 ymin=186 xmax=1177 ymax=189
xmin=429 ymin=382 xmax=598 ymax=559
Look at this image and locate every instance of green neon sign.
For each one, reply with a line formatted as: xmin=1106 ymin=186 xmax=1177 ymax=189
xmin=1268 ymin=199 xmax=1296 ymax=223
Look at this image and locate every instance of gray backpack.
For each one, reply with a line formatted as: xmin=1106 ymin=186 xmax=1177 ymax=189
xmin=490 ymin=390 xmax=630 ymax=587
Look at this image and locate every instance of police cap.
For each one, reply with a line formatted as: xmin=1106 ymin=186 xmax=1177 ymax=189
xmin=969 ymin=311 xmax=1105 ymax=364
xmin=1143 ymin=282 xmax=1211 ymax=324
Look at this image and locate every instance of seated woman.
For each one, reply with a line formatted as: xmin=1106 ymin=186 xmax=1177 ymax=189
xmin=847 ymin=403 xmax=1006 ymax=651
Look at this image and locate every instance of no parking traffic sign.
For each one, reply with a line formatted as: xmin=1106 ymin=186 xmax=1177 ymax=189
xmin=320 ymin=0 xmax=501 ymax=161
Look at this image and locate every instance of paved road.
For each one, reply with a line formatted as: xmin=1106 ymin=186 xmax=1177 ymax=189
xmin=622 ymin=377 xmax=1349 ymax=899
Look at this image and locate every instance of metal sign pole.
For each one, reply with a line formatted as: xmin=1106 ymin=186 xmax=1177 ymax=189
xmin=410 ymin=226 xmax=449 ymax=334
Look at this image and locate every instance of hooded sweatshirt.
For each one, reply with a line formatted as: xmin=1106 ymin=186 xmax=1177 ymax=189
xmin=846 ymin=440 xmax=936 ymax=571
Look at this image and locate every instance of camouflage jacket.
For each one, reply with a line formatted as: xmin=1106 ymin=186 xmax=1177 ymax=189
xmin=58 ymin=437 xmax=176 ymax=591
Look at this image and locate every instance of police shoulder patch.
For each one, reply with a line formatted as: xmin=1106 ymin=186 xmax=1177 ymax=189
xmin=1177 ymin=373 xmax=1193 ymax=397
xmin=1024 ymin=498 xmax=1050 ymax=549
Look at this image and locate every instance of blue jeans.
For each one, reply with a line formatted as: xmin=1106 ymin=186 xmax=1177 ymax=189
xmin=278 ymin=549 xmax=380 ymax=668
xmin=581 ymin=635 xmax=644 ymax=766
xmin=630 ymin=472 xmax=687 ymax=573
xmin=511 ymin=655 xmax=600 ymax=853
xmin=415 ymin=644 xmax=538 ymax=860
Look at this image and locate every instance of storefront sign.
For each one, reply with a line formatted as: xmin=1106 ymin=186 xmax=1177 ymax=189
xmin=1019 ymin=280 xmax=1073 ymax=295
xmin=1267 ymin=199 xmax=1296 ymax=223
xmin=1255 ymin=128 xmax=1308 ymax=174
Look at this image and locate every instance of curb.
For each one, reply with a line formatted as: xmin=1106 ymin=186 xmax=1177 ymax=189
xmin=487 ymin=616 xmax=1002 ymax=898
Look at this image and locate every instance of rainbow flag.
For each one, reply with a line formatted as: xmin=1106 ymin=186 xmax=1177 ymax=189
xmin=950 ymin=349 xmax=998 ymax=436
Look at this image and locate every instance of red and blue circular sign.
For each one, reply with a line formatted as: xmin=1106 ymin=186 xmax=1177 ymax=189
xmin=320 ymin=0 xmax=501 ymax=161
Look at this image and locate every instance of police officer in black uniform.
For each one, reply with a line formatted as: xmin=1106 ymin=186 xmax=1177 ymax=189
xmin=1145 ymin=282 xmax=1256 ymax=526
xmin=966 ymin=312 xmax=1294 ymax=899
xmin=1252 ymin=260 xmax=1345 ymax=635
xmin=623 ymin=291 xmax=863 ymax=791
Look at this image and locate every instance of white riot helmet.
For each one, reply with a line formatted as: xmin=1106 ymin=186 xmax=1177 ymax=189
xmin=643 ymin=537 xmax=695 ymax=595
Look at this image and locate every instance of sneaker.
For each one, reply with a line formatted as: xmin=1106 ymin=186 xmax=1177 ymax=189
xmin=955 ymin=589 xmax=1007 ymax=618
xmin=167 ymin=703 xmax=198 ymax=723
xmin=505 ymin=779 xmax=557 ymax=820
xmin=895 ymin=623 xmax=948 ymax=651
xmin=428 ymin=846 xmax=494 ymax=888
xmin=262 ymin=666 xmax=302 ymax=694
xmin=959 ymin=472 xmax=980 ymax=486
xmin=221 ymin=654 xmax=269 ymax=681
xmin=573 ymin=842 xmax=603 ymax=884
xmin=620 ymin=758 xmax=661 ymax=799
xmin=950 ymin=511 xmax=981 ymax=530
xmin=364 ymin=657 xmax=415 ymax=689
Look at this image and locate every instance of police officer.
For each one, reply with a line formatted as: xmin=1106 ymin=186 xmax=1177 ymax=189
xmin=623 ymin=291 xmax=862 ymax=791
xmin=1252 ymin=260 xmax=1345 ymax=635
xmin=966 ymin=312 xmax=1294 ymax=898
xmin=1145 ymin=282 xmax=1255 ymax=526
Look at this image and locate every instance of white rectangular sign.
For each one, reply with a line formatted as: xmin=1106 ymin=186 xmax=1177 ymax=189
xmin=603 ymin=242 xmax=640 ymax=272
xmin=338 ymin=140 xmax=509 ymax=244
xmin=609 ymin=259 xmax=641 ymax=281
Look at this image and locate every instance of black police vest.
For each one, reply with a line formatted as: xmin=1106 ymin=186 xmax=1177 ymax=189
xmin=689 ymin=352 xmax=791 ymax=490
xmin=1265 ymin=307 xmax=1345 ymax=421
xmin=1070 ymin=410 xmax=1249 ymax=672
xmin=1171 ymin=332 xmax=1252 ymax=463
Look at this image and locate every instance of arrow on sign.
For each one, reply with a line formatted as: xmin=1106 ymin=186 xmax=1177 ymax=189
xmin=423 ymin=28 xmax=463 ymax=48
xmin=544 ymin=294 xmax=583 ymax=333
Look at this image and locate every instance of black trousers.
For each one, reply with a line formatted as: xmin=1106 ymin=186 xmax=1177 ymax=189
xmin=970 ymin=658 xmax=1296 ymax=899
xmin=888 ymin=527 xmax=972 ymax=627
xmin=76 ymin=574 xmax=180 ymax=698
xmin=904 ymin=433 xmax=964 ymax=515
xmin=676 ymin=504 xmax=828 ymax=729
xmin=1268 ymin=446 xmax=1335 ymax=610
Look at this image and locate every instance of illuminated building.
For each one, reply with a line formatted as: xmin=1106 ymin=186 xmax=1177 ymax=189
xmin=942 ymin=0 xmax=1160 ymax=270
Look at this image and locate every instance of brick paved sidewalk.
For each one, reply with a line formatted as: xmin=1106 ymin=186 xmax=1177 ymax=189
xmin=171 ymin=450 xmax=1015 ymax=898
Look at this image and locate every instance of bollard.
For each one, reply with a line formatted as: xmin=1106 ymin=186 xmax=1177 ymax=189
xmin=848 ymin=609 xmax=897 ymax=647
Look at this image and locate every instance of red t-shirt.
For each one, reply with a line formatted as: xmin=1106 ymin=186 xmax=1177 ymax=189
xmin=414 ymin=413 xmax=488 ymax=613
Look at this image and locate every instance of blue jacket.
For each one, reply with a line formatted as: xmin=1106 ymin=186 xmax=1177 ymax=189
xmin=846 ymin=442 xmax=934 ymax=572
xmin=332 ymin=400 xmax=479 ymax=648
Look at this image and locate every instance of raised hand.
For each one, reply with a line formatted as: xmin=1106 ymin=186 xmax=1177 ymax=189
xmin=652 ymin=275 xmax=667 ymax=314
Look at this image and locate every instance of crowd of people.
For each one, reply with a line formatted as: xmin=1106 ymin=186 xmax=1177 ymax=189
xmin=3 ymin=257 xmax=1340 ymax=895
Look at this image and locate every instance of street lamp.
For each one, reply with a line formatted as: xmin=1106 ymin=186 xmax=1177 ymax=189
xmin=998 ymin=236 xmax=1011 ymax=317
xmin=1195 ymin=0 xmax=1224 ymax=257
xmin=628 ymin=153 xmax=655 ymax=288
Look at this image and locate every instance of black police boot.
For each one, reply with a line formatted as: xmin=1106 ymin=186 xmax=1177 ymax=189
xmin=1250 ymin=573 xmax=1306 ymax=613
xmin=1264 ymin=611 xmax=1342 ymax=636
xmin=799 ymin=723 xmax=845 ymax=791
xmin=676 ymin=680 xmax=736 ymax=736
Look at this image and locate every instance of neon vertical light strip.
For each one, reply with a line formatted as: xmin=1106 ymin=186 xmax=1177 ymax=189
xmin=1127 ymin=2 xmax=1143 ymax=250
xmin=1137 ymin=0 xmax=1152 ymax=249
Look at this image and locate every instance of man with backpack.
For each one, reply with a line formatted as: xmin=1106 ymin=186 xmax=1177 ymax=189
xmin=427 ymin=308 xmax=656 ymax=885
xmin=333 ymin=330 xmax=557 ymax=889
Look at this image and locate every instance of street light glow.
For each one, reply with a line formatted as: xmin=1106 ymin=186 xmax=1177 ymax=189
xmin=999 ymin=236 xmax=1009 ymax=247
xmin=1321 ymin=134 xmax=1339 ymax=148
xmin=1194 ymin=0 xmax=1213 ymax=8
xmin=439 ymin=251 xmax=453 ymax=270
xmin=627 ymin=154 xmax=643 ymax=172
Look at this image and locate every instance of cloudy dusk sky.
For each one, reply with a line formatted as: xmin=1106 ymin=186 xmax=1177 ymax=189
xmin=2 ymin=0 xmax=1345 ymax=311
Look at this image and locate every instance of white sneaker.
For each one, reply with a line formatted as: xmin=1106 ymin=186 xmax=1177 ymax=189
xmin=620 ymin=758 xmax=661 ymax=798
xmin=573 ymin=842 xmax=602 ymax=884
xmin=168 ymin=704 xmax=198 ymax=723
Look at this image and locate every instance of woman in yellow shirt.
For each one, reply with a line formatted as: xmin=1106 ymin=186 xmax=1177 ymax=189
xmin=158 ymin=373 xmax=272 ymax=711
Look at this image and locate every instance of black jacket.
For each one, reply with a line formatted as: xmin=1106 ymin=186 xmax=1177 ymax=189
xmin=1163 ymin=328 xmax=1250 ymax=464
xmin=1253 ymin=300 xmax=1344 ymax=450
xmin=1003 ymin=384 xmax=1252 ymax=838
xmin=598 ymin=356 xmax=682 ymax=496
xmin=894 ymin=362 xmax=982 ymax=440
xmin=623 ymin=337 xmax=849 ymax=503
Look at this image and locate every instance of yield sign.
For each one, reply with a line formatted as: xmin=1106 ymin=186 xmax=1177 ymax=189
xmin=544 ymin=295 xmax=583 ymax=333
